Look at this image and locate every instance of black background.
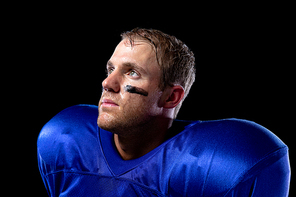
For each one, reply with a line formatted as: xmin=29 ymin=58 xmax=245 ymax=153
xmin=6 ymin=3 xmax=293 ymax=196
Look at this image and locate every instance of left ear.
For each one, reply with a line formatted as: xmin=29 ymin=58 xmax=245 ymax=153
xmin=160 ymin=85 xmax=185 ymax=109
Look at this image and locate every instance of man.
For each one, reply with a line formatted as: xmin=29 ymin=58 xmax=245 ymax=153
xmin=37 ymin=28 xmax=290 ymax=196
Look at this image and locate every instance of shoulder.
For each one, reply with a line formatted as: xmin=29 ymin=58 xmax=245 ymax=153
xmin=186 ymin=118 xmax=288 ymax=170
xmin=186 ymin=118 xmax=287 ymax=155
xmin=43 ymin=104 xmax=98 ymax=126
xmin=168 ymin=118 xmax=289 ymax=196
xmin=37 ymin=104 xmax=98 ymax=144
xmin=37 ymin=105 xmax=99 ymax=173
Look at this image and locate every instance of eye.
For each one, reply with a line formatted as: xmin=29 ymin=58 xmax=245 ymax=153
xmin=127 ymin=70 xmax=140 ymax=78
xmin=106 ymin=67 xmax=114 ymax=76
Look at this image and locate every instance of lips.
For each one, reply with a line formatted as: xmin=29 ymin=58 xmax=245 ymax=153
xmin=101 ymin=98 xmax=119 ymax=107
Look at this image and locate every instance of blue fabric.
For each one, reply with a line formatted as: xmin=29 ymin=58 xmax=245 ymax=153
xmin=37 ymin=105 xmax=290 ymax=196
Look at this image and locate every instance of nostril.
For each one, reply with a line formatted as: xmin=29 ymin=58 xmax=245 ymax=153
xmin=101 ymin=86 xmax=106 ymax=92
xmin=103 ymin=87 xmax=116 ymax=93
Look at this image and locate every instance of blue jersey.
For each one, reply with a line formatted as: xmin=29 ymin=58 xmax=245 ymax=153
xmin=37 ymin=105 xmax=290 ymax=196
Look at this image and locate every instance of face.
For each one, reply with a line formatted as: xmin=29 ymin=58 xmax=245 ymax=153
xmin=97 ymin=39 xmax=165 ymax=135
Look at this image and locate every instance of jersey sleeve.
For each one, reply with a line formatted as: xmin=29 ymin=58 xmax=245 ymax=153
xmin=178 ymin=119 xmax=291 ymax=197
xmin=225 ymin=146 xmax=290 ymax=197
xmin=37 ymin=105 xmax=99 ymax=196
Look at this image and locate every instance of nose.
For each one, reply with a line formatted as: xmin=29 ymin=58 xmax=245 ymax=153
xmin=102 ymin=70 xmax=120 ymax=93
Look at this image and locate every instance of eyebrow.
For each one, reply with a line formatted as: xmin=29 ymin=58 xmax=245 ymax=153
xmin=107 ymin=60 xmax=148 ymax=75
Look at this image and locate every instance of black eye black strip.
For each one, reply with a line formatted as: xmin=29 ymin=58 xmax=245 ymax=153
xmin=124 ymin=85 xmax=148 ymax=96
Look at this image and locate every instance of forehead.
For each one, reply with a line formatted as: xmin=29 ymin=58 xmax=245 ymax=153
xmin=109 ymin=39 xmax=159 ymax=75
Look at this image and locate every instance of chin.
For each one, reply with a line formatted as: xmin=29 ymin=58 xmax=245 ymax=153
xmin=97 ymin=114 xmax=121 ymax=133
xmin=97 ymin=107 xmax=155 ymax=136
xmin=97 ymin=114 xmax=111 ymax=129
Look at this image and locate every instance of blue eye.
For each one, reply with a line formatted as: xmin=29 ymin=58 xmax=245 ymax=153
xmin=128 ymin=70 xmax=139 ymax=77
xmin=106 ymin=68 xmax=114 ymax=76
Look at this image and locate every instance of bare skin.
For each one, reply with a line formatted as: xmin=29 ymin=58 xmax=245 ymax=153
xmin=97 ymin=39 xmax=184 ymax=160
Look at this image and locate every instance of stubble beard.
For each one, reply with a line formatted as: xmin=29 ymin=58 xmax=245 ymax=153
xmin=97 ymin=88 xmax=163 ymax=137
xmin=97 ymin=98 xmax=160 ymax=137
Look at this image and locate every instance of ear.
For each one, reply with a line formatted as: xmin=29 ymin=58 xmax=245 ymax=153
xmin=161 ymin=85 xmax=185 ymax=109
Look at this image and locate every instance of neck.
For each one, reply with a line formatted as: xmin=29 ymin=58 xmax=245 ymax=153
xmin=114 ymin=117 xmax=173 ymax=160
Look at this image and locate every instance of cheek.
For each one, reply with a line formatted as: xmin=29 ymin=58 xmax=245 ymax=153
xmin=121 ymin=90 xmax=162 ymax=116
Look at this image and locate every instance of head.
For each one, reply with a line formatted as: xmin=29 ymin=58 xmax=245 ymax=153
xmin=97 ymin=28 xmax=195 ymax=135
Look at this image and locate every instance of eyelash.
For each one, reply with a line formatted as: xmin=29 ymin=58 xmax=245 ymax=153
xmin=127 ymin=70 xmax=139 ymax=77
xmin=106 ymin=68 xmax=140 ymax=78
xmin=106 ymin=67 xmax=114 ymax=76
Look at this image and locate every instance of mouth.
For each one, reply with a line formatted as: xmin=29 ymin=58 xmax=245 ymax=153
xmin=100 ymin=98 xmax=119 ymax=107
